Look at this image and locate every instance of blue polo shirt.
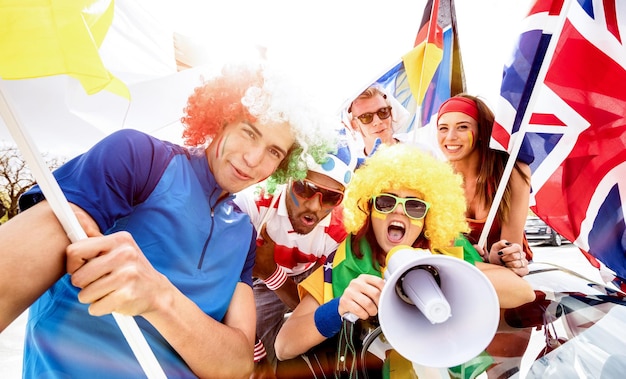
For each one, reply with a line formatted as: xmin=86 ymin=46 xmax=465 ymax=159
xmin=19 ymin=129 xmax=255 ymax=378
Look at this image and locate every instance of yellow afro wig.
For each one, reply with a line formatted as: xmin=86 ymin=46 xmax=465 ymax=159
xmin=343 ymin=143 xmax=469 ymax=249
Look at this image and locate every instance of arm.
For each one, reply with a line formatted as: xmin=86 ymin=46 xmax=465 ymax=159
xmin=272 ymin=279 xmax=301 ymax=311
xmin=253 ymin=226 xmax=300 ymax=309
xmin=0 ymin=201 xmax=72 ymax=330
xmin=500 ymin=162 xmax=531 ymax=251
xmin=275 ymin=274 xmax=384 ymax=360
xmin=147 ymin=281 xmax=256 ymax=379
xmin=484 ymin=162 xmax=531 ymax=276
xmin=67 ymin=223 xmax=256 ymax=379
xmin=274 ymin=295 xmax=327 ymax=361
xmin=475 ymin=262 xmax=536 ymax=309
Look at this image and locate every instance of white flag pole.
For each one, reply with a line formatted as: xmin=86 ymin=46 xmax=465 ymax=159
xmin=0 ymin=88 xmax=167 ymax=379
xmin=478 ymin=0 xmax=573 ymax=250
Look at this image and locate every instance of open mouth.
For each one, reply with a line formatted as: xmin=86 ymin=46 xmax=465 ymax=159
xmin=388 ymin=221 xmax=406 ymax=243
xmin=301 ymin=214 xmax=317 ymax=226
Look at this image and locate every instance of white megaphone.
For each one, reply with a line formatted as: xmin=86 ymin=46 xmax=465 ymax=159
xmin=377 ymin=246 xmax=499 ymax=368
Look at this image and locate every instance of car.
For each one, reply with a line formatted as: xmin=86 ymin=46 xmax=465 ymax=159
xmin=525 ymin=217 xmax=566 ymax=246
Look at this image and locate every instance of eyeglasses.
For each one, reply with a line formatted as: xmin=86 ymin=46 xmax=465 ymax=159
xmin=354 ymin=106 xmax=392 ymax=124
xmin=291 ymin=179 xmax=344 ymax=206
xmin=372 ymin=194 xmax=430 ymax=220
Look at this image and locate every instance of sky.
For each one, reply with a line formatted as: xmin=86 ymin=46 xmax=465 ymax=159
xmin=0 ymin=0 xmax=534 ymax=157
xmin=172 ymin=0 xmax=534 ymax=111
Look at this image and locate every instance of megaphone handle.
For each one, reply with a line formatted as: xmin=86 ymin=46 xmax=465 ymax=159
xmin=342 ymin=312 xmax=359 ymax=323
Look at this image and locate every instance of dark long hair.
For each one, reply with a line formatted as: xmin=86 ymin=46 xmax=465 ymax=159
xmin=457 ymin=94 xmax=530 ymax=223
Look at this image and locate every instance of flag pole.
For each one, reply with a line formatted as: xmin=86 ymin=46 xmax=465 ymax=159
xmin=0 ymin=88 xmax=167 ymax=379
xmin=478 ymin=0 xmax=573 ymax=250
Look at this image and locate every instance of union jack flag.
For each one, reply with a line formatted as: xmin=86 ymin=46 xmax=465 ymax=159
xmin=491 ymin=0 xmax=626 ymax=285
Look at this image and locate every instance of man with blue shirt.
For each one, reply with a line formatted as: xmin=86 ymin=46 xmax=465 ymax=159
xmin=0 ymin=64 xmax=333 ymax=378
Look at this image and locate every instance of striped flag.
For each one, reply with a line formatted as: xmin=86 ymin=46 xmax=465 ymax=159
xmin=341 ymin=0 xmax=465 ymax=135
xmin=491 ymin=0 xmax=626 ymax=285
xmin=375 ymin=0 xmax=466 ymax=132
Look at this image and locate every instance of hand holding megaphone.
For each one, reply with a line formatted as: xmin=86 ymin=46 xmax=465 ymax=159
xmin=338 ymin=274 xmax=385 ymax=323
xmin=340 ymin=265 xmax=451 ymax=324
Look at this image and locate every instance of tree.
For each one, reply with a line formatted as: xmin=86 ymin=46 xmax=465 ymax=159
xmin=0 ymin=144 xmax=66 ymax=221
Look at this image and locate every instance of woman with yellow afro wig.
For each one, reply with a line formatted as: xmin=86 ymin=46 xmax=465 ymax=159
xmin=274 ymin=143 xmax=536 ymax=379
xmin=343 ymin=143 xmax=469 ymax=266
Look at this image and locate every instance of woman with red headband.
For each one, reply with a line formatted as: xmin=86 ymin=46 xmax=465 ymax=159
xmin=436 ymin=94 xmax=532 ymax=278
xmin=437 ymin=94 xmax=534 ymax=379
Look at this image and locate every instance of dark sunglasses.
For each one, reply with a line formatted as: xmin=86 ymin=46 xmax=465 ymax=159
xmin=355 ymin=106 xmax=392 ymax=124
xmin=372 ymin=194 xmax=430 ymax=220
xmin=291 ymin=179 xmax=344 ymax=206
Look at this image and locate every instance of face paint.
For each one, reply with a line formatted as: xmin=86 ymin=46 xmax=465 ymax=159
xmin=214 ymin=134 xmax=226 ymax=159
xmin=289 ymin=188 xmax=301 ymax=207
xmin=467 ymin=131 xmax=475 ymax=149
xmin=372 ymin=209 xmax=387 ymax=220
xmin=410 ymin=218 xmax=424 ymax=227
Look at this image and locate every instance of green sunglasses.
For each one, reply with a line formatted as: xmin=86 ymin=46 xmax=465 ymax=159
xmin=372 ymin=193 xmax=430 ymax=220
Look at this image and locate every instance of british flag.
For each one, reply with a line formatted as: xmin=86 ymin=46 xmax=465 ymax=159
xmin=491 ymin=0 xmax=626 ymax=284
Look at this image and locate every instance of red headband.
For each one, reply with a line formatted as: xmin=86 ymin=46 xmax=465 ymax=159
xmin=437 ymin=97 xmax=479 ymax=123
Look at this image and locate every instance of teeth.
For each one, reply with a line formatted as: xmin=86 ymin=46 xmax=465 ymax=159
xmin=390 ymin=221 xmax=405 ymax=229
xmin=446 ymin=145 xmax=461 ymax=151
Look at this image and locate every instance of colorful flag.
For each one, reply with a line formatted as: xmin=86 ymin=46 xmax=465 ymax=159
xmin=374 ymin=0 xmax=465 ymax=132
xmin=491 ymin=0 xmax=626 ymax=284
xmin=0 ymin=0 xmax=127 ymax=98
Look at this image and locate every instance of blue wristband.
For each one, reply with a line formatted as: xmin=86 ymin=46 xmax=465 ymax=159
xmin=314 ymin=297 xmax=342 ymax=338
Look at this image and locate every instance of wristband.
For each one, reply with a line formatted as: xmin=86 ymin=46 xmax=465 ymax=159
xmin=254 ymin=339 xmax=267 ymax=362
xmin=314 ymin=297 xmax=342 ymax=338
xmin=264 ymin=265 xmax=288 ymax=290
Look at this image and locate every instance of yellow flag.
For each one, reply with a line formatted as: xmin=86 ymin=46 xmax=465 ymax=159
xmin=0 ymin=0 xmax=128 ymax=98
xmin=402 ymin=41 xmax=444 ymax=106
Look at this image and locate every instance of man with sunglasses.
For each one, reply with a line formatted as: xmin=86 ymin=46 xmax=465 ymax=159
xmin=347 ymin=85 xmax=440 ymax=161
xmin=234 ymin=129 xmax=357 ymax=375
xmin=348 ymin=85 xmax=406 ymax=157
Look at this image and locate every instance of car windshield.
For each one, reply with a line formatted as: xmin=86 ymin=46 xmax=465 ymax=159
xmin=526 ymin=218 xmax=544 ymax=226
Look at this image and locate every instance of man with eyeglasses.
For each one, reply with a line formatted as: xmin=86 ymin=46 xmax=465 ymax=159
xmin=234 ymin=128 xmax=357 ymax=376
xmin=347 ymin=85 xmax=407 ymax=157
xmin=347 ymin=85 xmax=440 ymax=161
